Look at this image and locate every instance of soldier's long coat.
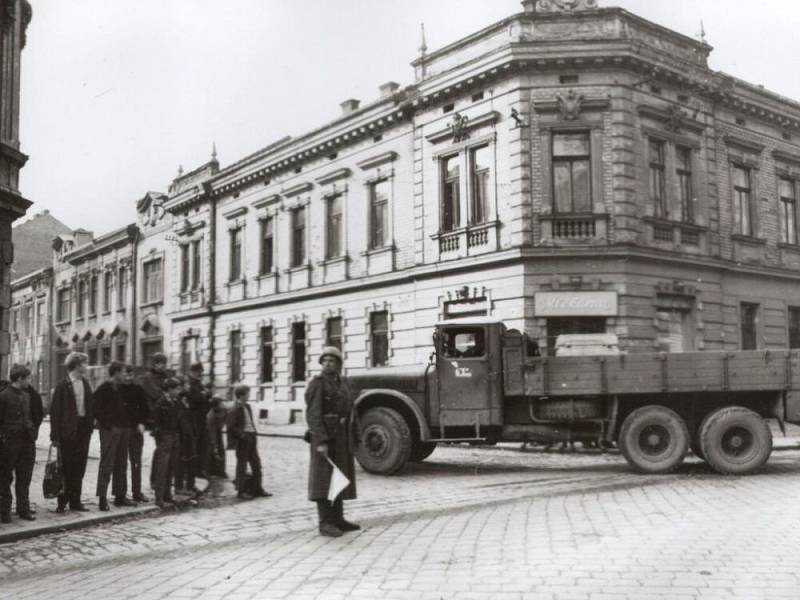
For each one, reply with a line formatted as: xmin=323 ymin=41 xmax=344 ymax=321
xmin=305 ymin=371 xmax=357 ymax=501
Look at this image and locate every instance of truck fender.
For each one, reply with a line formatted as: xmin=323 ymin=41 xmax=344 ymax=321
xmin=354 ymin=389 xmax=432 ymax=442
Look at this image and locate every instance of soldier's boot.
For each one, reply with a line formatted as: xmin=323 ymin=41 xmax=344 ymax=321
xmin=332 ymin=498 xmax=360 ymax=532
xmin=316 ymin=501 xmax=343 ymax=538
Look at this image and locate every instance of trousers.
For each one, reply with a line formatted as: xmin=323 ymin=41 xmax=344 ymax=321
xmin=0 ymin=431 xmax=35 ymax=515
xmin=96 ymin=427 xmax=131 ymax=499
xmin=128 ymin=429 xmax=144 ymax=497
xmin=235 ymin=432 xmax=262 ymax=493
xmin=58 ymin=418 xmax=92 ymax=509
xmin=152 ymin=432 xmax=178 ymax=502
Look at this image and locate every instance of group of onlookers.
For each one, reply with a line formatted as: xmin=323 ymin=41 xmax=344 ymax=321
xmin=0 ymin=351 xmax=271 ymax=522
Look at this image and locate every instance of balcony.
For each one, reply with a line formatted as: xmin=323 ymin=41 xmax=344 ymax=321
xmin=539 ymin=213 xmax=609 ymax=246
xmin=643 ymin=217 xmax=708 ymax=256
xmin=433 ymin=220 xmax=499 ymax=261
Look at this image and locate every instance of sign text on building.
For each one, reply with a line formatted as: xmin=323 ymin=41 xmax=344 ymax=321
xmin=534 ymin=291 xmax=618 ymax=317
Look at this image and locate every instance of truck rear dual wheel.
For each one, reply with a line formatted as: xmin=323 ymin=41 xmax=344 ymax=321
xmin=619 ymin=406 xmax=689 ymax=474
xmin=355 ymin=407 xmax=412 ymax=475
xmin=699 ymin=407 xmax=772 ymax=475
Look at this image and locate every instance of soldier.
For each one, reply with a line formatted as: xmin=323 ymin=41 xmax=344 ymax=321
xmin=0 ymin=365 xmax=43 ymax=522
xmin=305 ymin=347 xmax=360 ymax=537
xmin=50 ymin=352 xmax=94 ymax=512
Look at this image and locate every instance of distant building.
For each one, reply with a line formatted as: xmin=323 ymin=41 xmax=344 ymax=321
xmin=0 ymin=0 xmax=33 ymax=375
xmin=11 ymin=209 xmax=72 ymax=280
xmin=13 ymin=1 xmax=800 ymax=422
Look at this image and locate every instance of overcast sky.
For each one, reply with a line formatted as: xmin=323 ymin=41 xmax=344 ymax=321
xmin=18 ymin=0 xmax=800 ymax=233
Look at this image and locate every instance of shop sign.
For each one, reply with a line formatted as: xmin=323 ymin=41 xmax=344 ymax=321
xmin=535 ymin=291 xmax=618 ymax=317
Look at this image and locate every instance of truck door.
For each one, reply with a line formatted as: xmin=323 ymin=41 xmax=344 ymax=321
xmin=435 ymin=324 xmax=502 ymax=430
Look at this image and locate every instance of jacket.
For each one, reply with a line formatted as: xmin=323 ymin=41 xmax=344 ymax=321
xmin=206 ymin=405 xmax=227 ymax=453
xmin=138 ymin=369 xmax=167 ymax=427
xmin=305 ymin=372 xmax=357 ymax=501
xmin=0 ymin=384 xmax=43 ymax=439
xmin=177 ymin=395 xmax=197 ymax=438
xmin=152 ymin=395 xmax=180 ymax=438
xmin=93 ymin=381 xmax=131 ymax=429
xmin=226 ymin=402 xmax=256 ymax=450
xmin=50 ymin=376 xmax=94 ymax=443
xmin=120 ymin=382 xmax=149 ymax=427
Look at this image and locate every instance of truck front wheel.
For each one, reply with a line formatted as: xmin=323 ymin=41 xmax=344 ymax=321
xmin=356 ymin=407 xmax=412 ymax=475
xmin=619 ymin=406 xmax=689 ymax=474
xmin=699 ymin=407 xmax=772 ymax=475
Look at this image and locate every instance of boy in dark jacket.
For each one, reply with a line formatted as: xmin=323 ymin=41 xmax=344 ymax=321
xmin=151 ymin=378 xmax=181 ymax=508
xmin=226 ymin=385 xmax=271 ymax=500
xmin=120 ymin=367 xmax=150 ymax=502
xmin=205 ymin=396 xmax=228 ymax=478
xmin=175 ymin=377 xmax=200 ymax=495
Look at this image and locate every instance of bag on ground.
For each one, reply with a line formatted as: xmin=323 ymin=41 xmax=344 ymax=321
xmin=42 ymin=444 xmax=63 ymax=499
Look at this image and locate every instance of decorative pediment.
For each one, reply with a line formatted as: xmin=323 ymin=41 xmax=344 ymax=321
xmin=357 ymin=151 xmax=397 ymax=171
xmin=137 ymin=192 xmax=168 ymax=228
xmin=314 ymin=168 xmax=351 ymax=186
xmin=140 ymin=314 xmax=161 ymax=335
xmin=526 ymin=0 xmax=598 ymax=12
xmin=222 ymin=206 xmax=247 ymax=220
xmin=281 ymin=182 xmax=313 ymax=198
xmin=175 ymin=218 xmax=206 ymax=237
xmin=252 ymin=194 xmax=281 ymax=210
xmin=535 ymin=95 xmax=611 ymax=119
xmin=425 ymin=111 xmax=500 ymax=144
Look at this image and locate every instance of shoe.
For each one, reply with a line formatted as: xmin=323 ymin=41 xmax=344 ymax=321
xmin=99 ymin=498 xmax=110 ymax=512
xmin=254 ymin=489 xmax=273 ymax=498
xmin=163 ymin=496 xmax=175 ymax=504
xmin=336 ymin=519 xmax=361 ymax=532
xmin=56 ymin=502 xmax=67 ymax=514
xmin=189 ymin=487 xmax=203 ymax=496
xmin=318 ymin=522 xmax=343 ymax=538
xmin=155 ymin=500 xmax=174 ymax=509
xmin=114 ymin=497 xmax=137 ymax=507
xmin=18 ymin=513 xmax=36 ymax=521
xmin=237 ymin=492 xmax=254 ymax=500
xmin=71 ymin=504 xmax=91 ymax=512
xmin=133 ymin=494 xmax=150 ymax=503
xmin=0 ymin=513 xmax=11 ymax=524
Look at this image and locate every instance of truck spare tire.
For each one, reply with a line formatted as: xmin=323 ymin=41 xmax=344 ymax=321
xmin=356 ymin=407 xmax=412 ymax=475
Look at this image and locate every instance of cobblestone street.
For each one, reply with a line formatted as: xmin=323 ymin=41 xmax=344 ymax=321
xmin=2 ymin=436 xmax=800 ymax=599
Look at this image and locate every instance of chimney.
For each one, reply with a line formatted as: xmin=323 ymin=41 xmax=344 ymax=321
xmin=340 ymin=99 xmax=360 ymax=115
xmin=379 ymin=82 xmax=400 ymax=98
xmin=73 ymin=228 xmax=94 ymax=247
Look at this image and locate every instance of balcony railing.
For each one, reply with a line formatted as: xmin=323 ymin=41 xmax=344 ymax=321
xmin=434 ymin=220 xmax=498 ymax=260
xmin=539 ymin=213 xmax=609 ymax=244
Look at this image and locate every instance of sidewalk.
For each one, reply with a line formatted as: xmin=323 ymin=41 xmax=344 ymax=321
xmin=0 ymin=421 xmax=238 ymax=545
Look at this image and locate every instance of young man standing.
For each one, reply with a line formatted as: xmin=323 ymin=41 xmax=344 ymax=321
xmin=94 ymin=362 xmax=136 ymax=511
xmin=120 ymin=365 xmax=150 ymax=502
xmin=138 ymin=352 xmax=169 ymax=491
xmin=50 ymin=352 xmax=94 ymax=512
xmin=186 ymin=362 xmax=210 ymax=478
xmin=226 ymin=385 xmax=271 ymax=500
xmin=0 ymin=365 xmax=43 ymax=522
xmin=151 ymin=378 xmax=181 ymax=508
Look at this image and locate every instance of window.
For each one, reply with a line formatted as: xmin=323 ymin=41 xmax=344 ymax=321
xmin=180 ymin=244 xmax=191 ymax=292
xmin=470 ymin=145 xmax=491 ymax=224
xmin=57 ymin=288 xmax=70 ymax=322
xmin=89 ymin=275 xmax=98 ymax=315
xmin=779 ymin=177 xmax=797 ymax=245
xmin=733 ymin=166 xmax=753 ymax=236
xmin=291 ymin=207 xmax=306 ymax=267
xmin=143 ymin=258 xmax=163 ymax=304
xmin=191 ymin=240 xmax=201 ymax=290
xmin=87 ymin=346 xmax=98 ymax=366
xmin=741 ymin=302 xmax=759 ymax=350
xmin=101 ymin=345 xmax=112 ymax=365
xmin=24 ymin=305 xmax=32 ymax=337
xmin=260 ymin=326 xmax=274 ymax=383
xmin=292 ymin=322 xmax=306 ymax=382
xmin=676 ymin=146 xmax=694 ymax=223
xmin=35 ymin=360 xmax=43 ymax=390
xmin=36 ymin=301 xmax=45 ymax=335
xmin=790 ymin=307 xmax=800 ymax=349
xmin=326 ymin=194 xmax=343 ymax=259
xmin=546 ymin=317 xmax=606 ymax=356
xmin=118 ymin=267 xmax=128 ymax=309
xmin=370 ymin=311 xmax=389 ymax=367
xmin=649 ymin=138 xmax=667 ymax=218
xmin=103 ymin=271 xmax=113 ymax=312
xmin=441 ymin=155 xmax=460 ymax=231
xmin=11 ymin=308 xmax=17 ymax=333
xmin=326 ymin=317 xmax=342 ymax=350
xmin=116 ymin=342 xmax=126 ymax=363
xmin=20 ymin=305 xmax=30 ymax=337
xmin=369 ymin=179 xmax=389 ymax=250
xmin=553 ymin=132 xmax=591 ymax=213
xmin=441 ymin=327 xmax=486 ymax=359
xmin=141 ymin=339 xmax=163 ymax=366
xmin=259 ymin=217 xmax=274 ymax=275
xmin=181 ymin=336 xmax=198 ymax=375
xmin=229 ymin=227 xmax=243 ymax=282
xmin=230 ymin=330 xmax=242 ymax=382
xmin=77 ymin=279 xmax=87 ymax=318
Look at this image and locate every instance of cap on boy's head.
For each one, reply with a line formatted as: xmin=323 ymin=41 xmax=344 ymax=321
xmin=190 ymin=362 xmax=204 ymax=373
xmin=162 ymin=377 xmax=181 ymax=390
xmin=234 ymin=384 xmax=250 ymax=398
xmin=151 ymin=352 xmax=168 ymax=366
xmin=319 ymin=346 xmax=343 ymax=364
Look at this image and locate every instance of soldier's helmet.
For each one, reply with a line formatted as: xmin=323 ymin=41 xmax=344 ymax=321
xmin=319 ymin=346 xmax=343 ymax=364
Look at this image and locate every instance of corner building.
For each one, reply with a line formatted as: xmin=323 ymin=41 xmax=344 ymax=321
xmin=158 ymin=0 xmax=800 ymax=422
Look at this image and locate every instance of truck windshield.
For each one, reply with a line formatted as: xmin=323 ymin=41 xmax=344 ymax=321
xmin=442 ymin=327 xmax=486 ymax=359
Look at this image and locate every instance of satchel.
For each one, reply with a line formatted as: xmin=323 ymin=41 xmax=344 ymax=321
xmin=42 ymin=444 xmax=64 ymax=499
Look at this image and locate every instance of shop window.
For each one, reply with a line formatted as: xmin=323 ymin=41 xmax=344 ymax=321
xmin=553 ymin=132 xmax=591 ymax=213
xmin=546 ymin=317 xmax=606 ymax=356
xmin=740 ymin=302 xmax=759 ymax=350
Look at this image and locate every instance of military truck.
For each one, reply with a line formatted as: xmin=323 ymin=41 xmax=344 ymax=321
xmin=349 ymin=318 xmax=800 ymax=476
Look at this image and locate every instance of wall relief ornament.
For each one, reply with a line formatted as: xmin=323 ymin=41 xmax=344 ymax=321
xmin=557 ymin=89 xmax=585 ymax=120
xmin=533 ymin=0 xmax=598 ymax=12
xmin=449 ymin=113 xmax=470 ymax=142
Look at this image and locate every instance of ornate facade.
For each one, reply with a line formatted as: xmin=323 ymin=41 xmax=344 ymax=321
xmin=0 ymin=0 xmax=32 ymax=375
xmin=12 ymin=2 xmax=800 ymax=421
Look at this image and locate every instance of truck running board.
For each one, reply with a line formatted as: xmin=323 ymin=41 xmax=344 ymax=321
xmin=428 ymin=437 xmax=488 ymax=443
